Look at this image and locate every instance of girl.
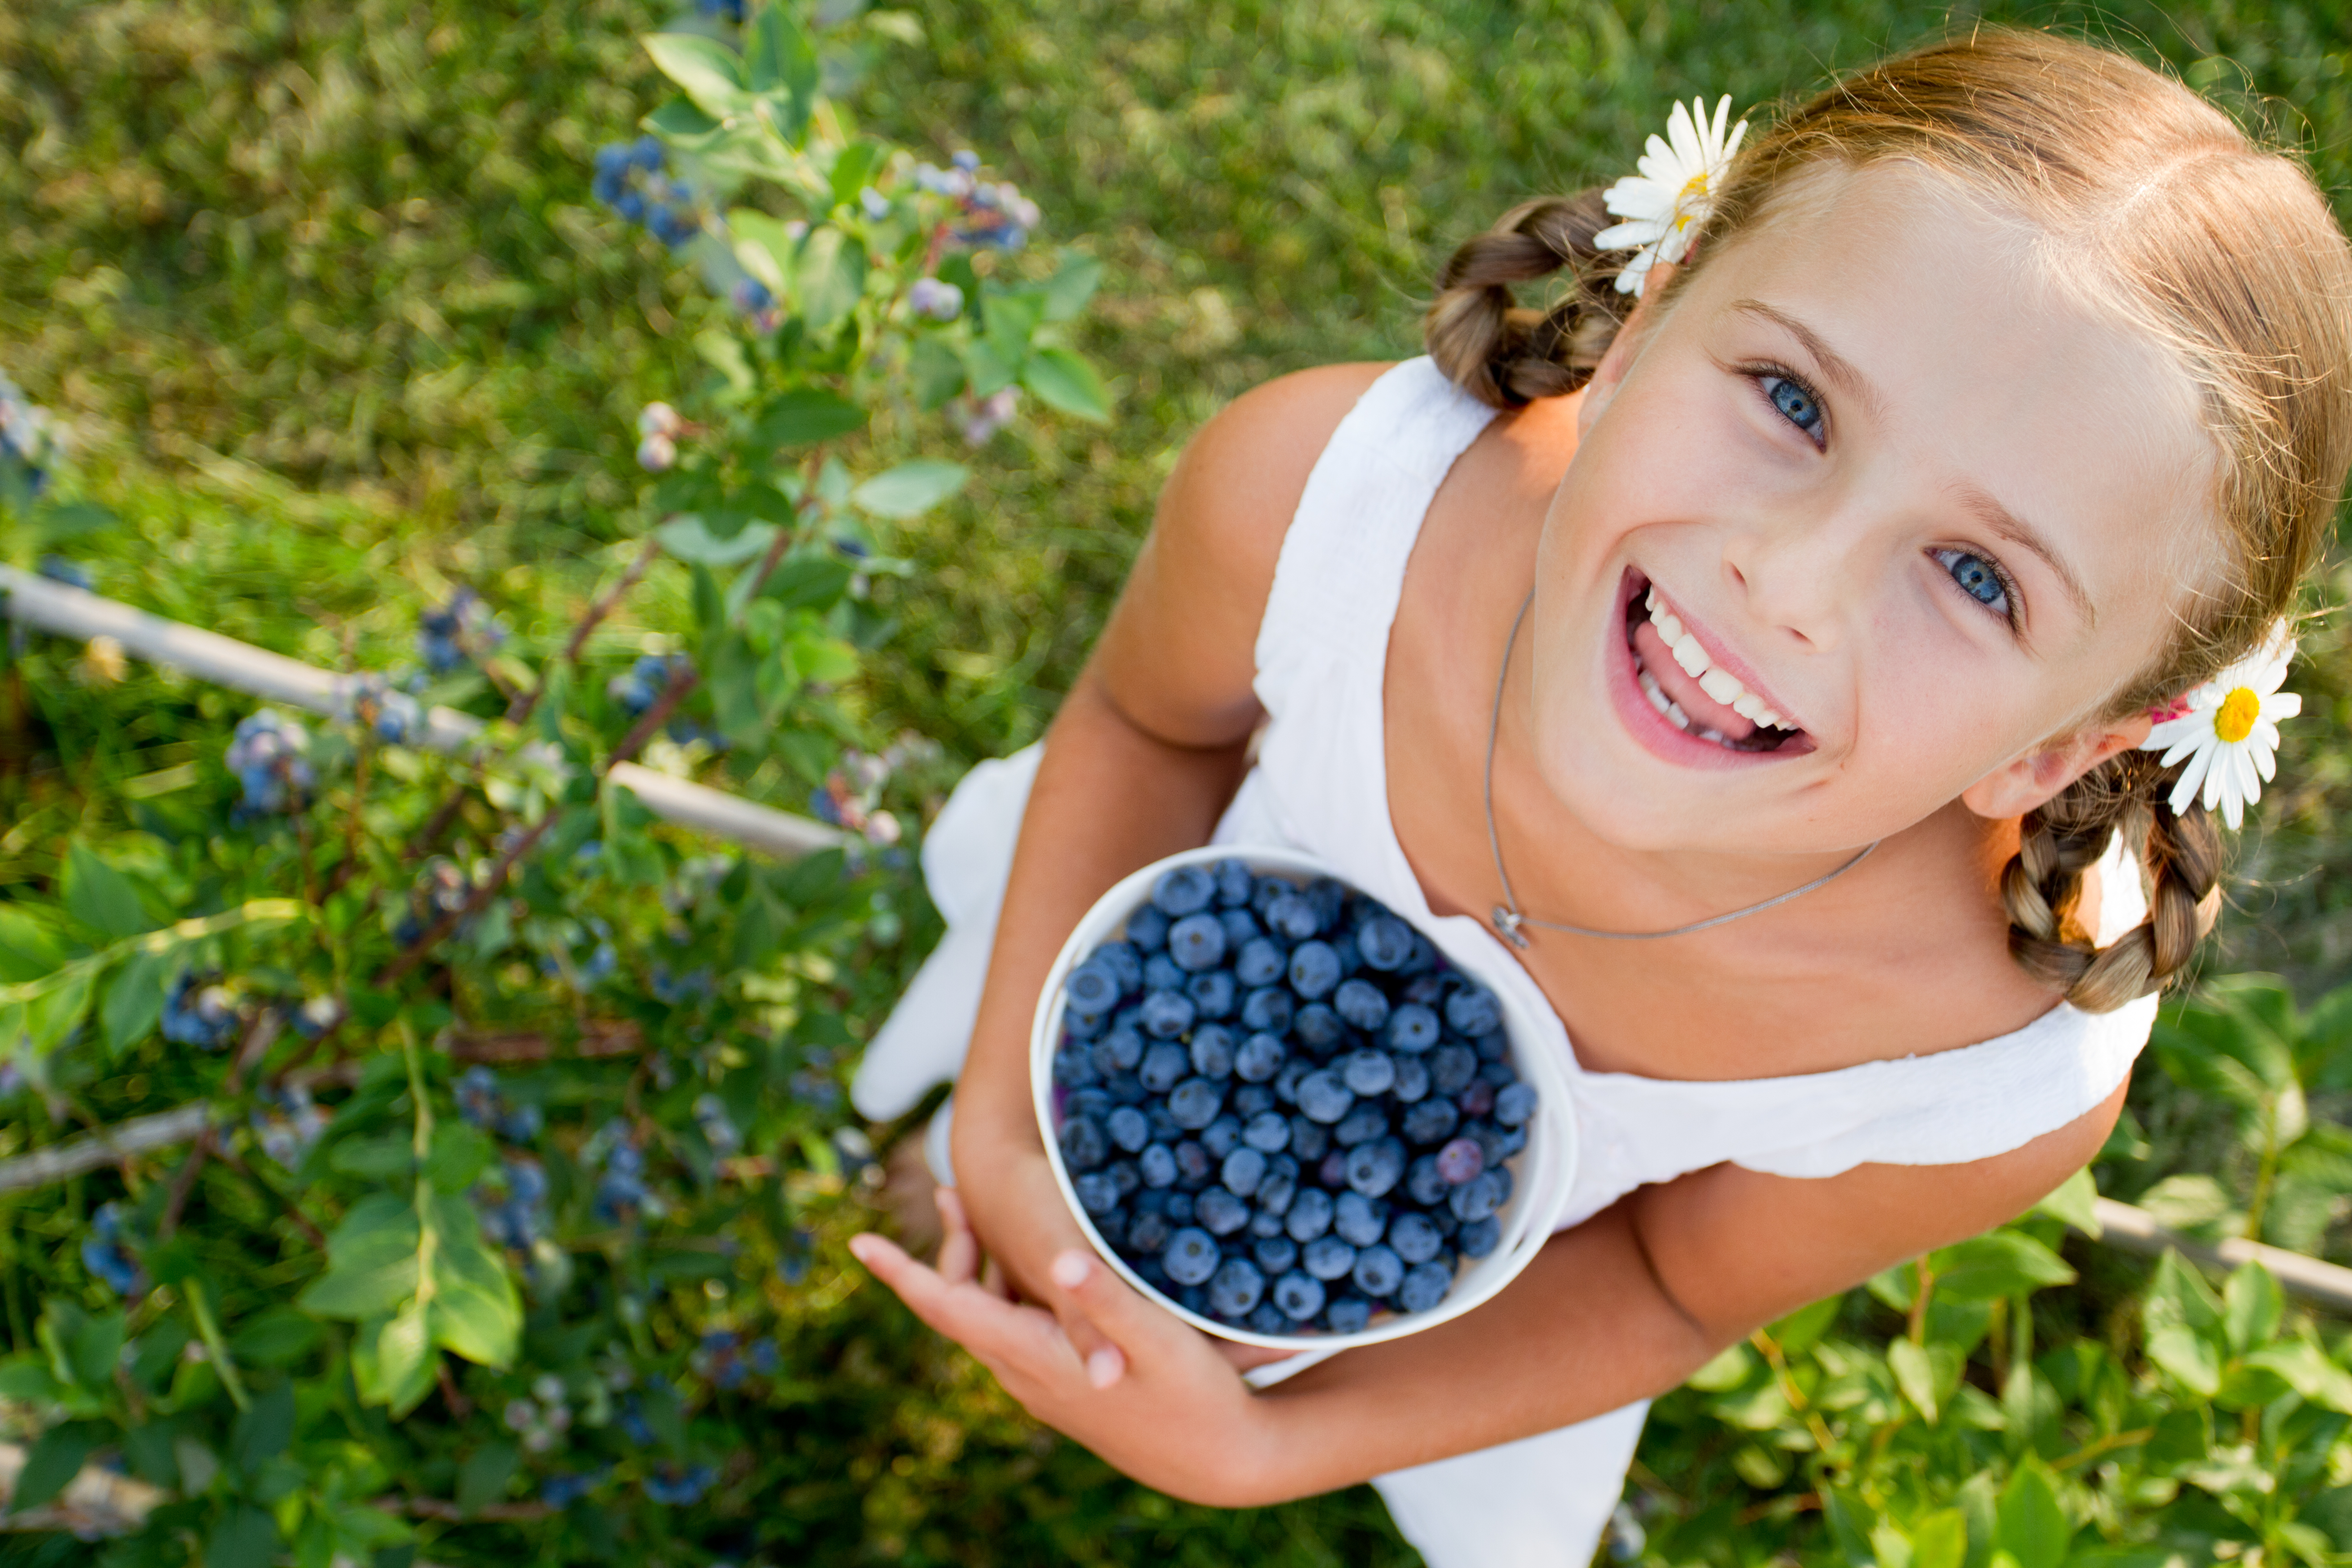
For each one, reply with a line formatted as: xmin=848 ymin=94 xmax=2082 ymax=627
xmin=847 ymin=29 xmax=2352 ymax=1565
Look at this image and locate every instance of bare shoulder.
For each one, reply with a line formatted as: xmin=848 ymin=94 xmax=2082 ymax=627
xmin=1093 ymin=363 xmax=1392 ymax=746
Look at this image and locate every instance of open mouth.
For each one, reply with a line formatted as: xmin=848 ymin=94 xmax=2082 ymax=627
xmin=1622 ymin=573 xmax=1811 ymax=755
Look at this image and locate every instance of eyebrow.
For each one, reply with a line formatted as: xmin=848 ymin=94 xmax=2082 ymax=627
xmin=1729 ymin=297 xmax=2098 ymax=630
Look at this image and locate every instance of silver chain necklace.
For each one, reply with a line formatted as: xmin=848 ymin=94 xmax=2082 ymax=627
xmin=1482 ymin=590 xmax=1879 ymax=949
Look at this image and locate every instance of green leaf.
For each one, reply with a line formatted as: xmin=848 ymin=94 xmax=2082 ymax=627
xmin=64 ymin=841 xmax=147 ymax=939
xmin=1994 ymin=1463 xmax=2069 ymax=1568
xmin=758 ymin=554 xmax=855 ymax=612
xmin=225 ymin=1309 xmax=319 ymax=1368
xmin=1041 ymin=253 xmax=1105 ymax=322
xmin=12 ymin=1421 xmax=101 ymax=1511
xmin=1909 ymin=1508 xmax=1969 ymax=1568
xmin=728 ymin=210 xmax=803 ymax=293
xmin=374 ymin=1301 xmax=436 ymax=1417
xmin=1931 ymin=1230 xmax=2075 ymax=1302
xmin=0 ymin=907 xmax=70 ymax=981
xmin=797 ymin=227 xmax=867 ymax=333
xmin=1889 ymin=1337 xmax=1939 ymax=1423
xmin=329 ymin=1137 xmax=416 ymax=1182
xmin=457 ymin=1440 xmax=519 ymax=1515
xmin=910 ymin=335 xmax=968 ymax=410
xmin=828 ymin=140 xmax=884 ymax=210
xmin=2031 ymin=1166 xmax=2100 ymax=1236
xmin=744 ymin=4 xmax=818 ymax=138
xmin=2146 ymin=1322 xmax=2223 ymax=1396
xmin=658 ymin=515 xmax=779 ymax=567
xmin=101 ymin=946 xmax=172 ymax=1057
xmin=754 ymin=387 xmax=867 ymax=449
xmin=2136 ymin=1173 xmax=2239 ymax=1234
xmin=422 ymin=1122 xmax=495 ymax=1189
xmin=642 ymin=96 xmax=721 ymax=140
xmin=982 ymin=290 xmax=1044 ymax=360
xmin=691 ymin=561 xmax=726 ymax=634
xmin=2240 ymin=1341 xmax=2352 ymax=1412
xmin=1021 ymin=347 xmax=1112 ymax=421
xmin=0 ymin=1354 xmax=61 ymax=1402
xmin=300 ymin=1193 xmax=424 ymax=1321
xmin=642 ymin=34 xmax=748 ymax=119
xmin=66 ymin=1309 xmax=124 ymax=1394
xmin=30 ymin=501 xmax=117 ymax=542
xmin=233 ymin=1380 xmax=296 ymax=1472
xmin=851 ymin=461 xmax=968 ymax=519
xmin=960 ymin=338 xmax=1019 ymax=397
xmin=421 ymin=1191 xmax=521 ymax=1368
xmin=2222 ymin=1263 xmax=2283 ymax=1352
xmin=1684 ymin=1342 xmax=1753 ymax=1392
xmin=1767 ymin=1293 xmax=1842 ymax=1356
xmin=208 ymin=1502 xmax=283 ymax=1568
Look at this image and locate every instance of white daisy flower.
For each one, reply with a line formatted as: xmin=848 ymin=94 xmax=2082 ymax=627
xmin=1595 ymin=96 xmax=1750 ymax=297
xmin=2140 ymin=629 xmax=2302 ymax=830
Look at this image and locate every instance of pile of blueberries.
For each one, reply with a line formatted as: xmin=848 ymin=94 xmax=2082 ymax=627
xmin=1051 ymin=860 xmax=1538 ymax=1337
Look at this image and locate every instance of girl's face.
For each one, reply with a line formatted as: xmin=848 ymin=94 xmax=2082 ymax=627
xmin=1529 ymin=162 xmax=2218 ymax=856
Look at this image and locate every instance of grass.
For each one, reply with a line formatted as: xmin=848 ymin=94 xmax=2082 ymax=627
xmin=5 ymin=0 xmax=2352 ymax=1560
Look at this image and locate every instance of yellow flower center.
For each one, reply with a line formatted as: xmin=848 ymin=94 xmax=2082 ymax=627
xmin=1680 ymin=172 xmax=1710 ymax=202
xmin=2215 ymin=686 xmax=2260 ymax=744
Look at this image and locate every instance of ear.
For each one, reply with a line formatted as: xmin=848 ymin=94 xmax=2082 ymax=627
xmin=1960 ymin=712 xmax=2155 ymax=820
xmin=1577 ymin=260 xmax=1677 ymax=438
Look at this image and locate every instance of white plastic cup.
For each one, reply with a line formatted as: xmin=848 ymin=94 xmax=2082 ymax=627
xmin=1030 ymin=844 xmax=1578 ymax=1352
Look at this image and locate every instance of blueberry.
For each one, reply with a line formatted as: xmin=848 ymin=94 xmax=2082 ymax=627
xmin=1250 ymin=1209 xmax=1285 ymax=1238
xmin=1302 ymin=1236 xmax=1357 ymax=1280
xmin=1223 ymin=1147 xmax=1268 ymax=1197
xmin=1212 ymin=858 xmax=1256 ymax=908
xmin=1273 ymin=1270 xmax=1327 ymax=1321
xmin=1319 ymin=1150 xmax=1350 ymax=1187
xmin=1148 ymin=1104 xmax=1183 ymax=1143
xmin=1059 ymin=1116 xmax=1108 ymax=1171
xmin=1273 ymin=1063 xmax=1309 ymax=1106
xmin=1187 ymin=970 xmax=1238 ymax=1019
xmin=1127 ymin=905 xmax=1171 ymax=951
xmin=1139 ymin=1143 xmax=1177 ymax=1187
xmin=1334 ymin=1190 xmax=1389 ymax=1247
xmin=1240 ymin=985 xmax=1294 ymax=1034
xmin=1201 ymin=1113 xmax=1244 ymax=1158
xmin=1095 ymin=941 xmax=1144 ymax=995
xmin=1289 ymin=941 xmax=1342 ymax=999
xmin=1066 ymin=959 xmax=1122 ymax=1014
xmin=1251 ymin=875 xmax=1291 ymax=916
xmin=1233 ymin=1084 xmax=1277 ymax=1118
xmin=1129 ymin=1210 xmax=1172 ymax=1254
xmin=1075 ymin=1172 xmax=1120 ymax=1214
xmin=1445 ymin=984 xmax=1502 ymax=1037
xmin=1450 ymin=1169 xmax=1508 ymax=1223
xmin=1235 ymin=1032 xmax=1288 ymax=1083
xmin=1248 ymin=1303 xmax=1293 ymax=1335
xmin=1109 ymin=1159 xmax=1141 ymax=1200
xmin=1435 ymin=1137 xmax=1486 ymax=1185
xmin=1254 ymin=1236 xmax=1299 ymax=1275
xmin=1191 ymin=1024 xmax=1237 ymax=1080
xmin=1460 ymin=1080 xmax=1497 ymax=1117
xmin=1174 ymin=1141 xmax=1214 ymax=1186
xmin=1168 ymin=912 xmax=1228 ymax=972
xmin=1269 ymin=893 xmax=1325 ymax=940
xmin=1387 ymin=1004 xmax=1441 ymax=1053
xmin=1491 ymin=1123 xmax=1529 ymax=1160
xmin=1243 ymin=1112 xmax=1291 ymax=1154
xmin=1295 ymin=1070 xmax=1354 ymax=1124
xmin=1403 ymin=934 xmax=1438 ymax=974
xmin=1329 ymin=931 xmax=1362 ymax=976
xmin=1352 ymin=1244 xmax=1404 ymax=1297
xmin=1064 ymin=1008 xmax=1108 ymax=1043
xmin=1431 ymin=1044 xmax=1480 ymax=1094
xmin=1333 ymin=1102 xmax=1389 ymax=1147
xmin=1346 ymin=1137 xmax=1407 ymax=1198
xmin=1288 ymin=1116 xmax=1329 ymax=1162
xmin=1324 ymin=1297 xmax=1375 ymax=1335
xmin=1293 ymin=1004 xmax=1345 ymax=1052
xmin=1165 ymin=1191 xmax=1198 ymax=1224
xmin=1144 ymin=953 xmax=1186 ymax=991
xmin=1100 ymin=1025 xmax=1146 ymax=1072
xmin=1236 ymin=939 xmax=1289 ymax=988
xmin=1256 ymin=1165 xmax=1297 ymax=1215
xmin=1168 ymin=1077 xmax=1225 ymax=1130
xmin=1219 ymin=907 xmax=1262 ymax=949
xmin=1208 ymin=1258 xmax=1265 ymax=1318
xmin=1389 ymin=1211 xmax=1443 ymax=1264
xmin=1333 ymin=977 xmax=1390 ymax=1032
xmin=1164 ymin=1227 xmax=1220 ymax=1285
xmin=1340 ymin=1049 xmax=1397 ymax=1097
xmin=1054 ymin=1047 xmax=1101 ymax=1088
xmin=1475 ymin=1029 xmax=1511 ymax=1063
xmin=1397 ymin=1261 xmax=1452 ymax=1313
xmin=1285 ymin=1187 xmax=1334 ymax=1242
xmin=1105 ymin=1070 xmax=1148 ymax=1105
xmin=1356 ymin=915 xmax=1415 ymax=970
xmin=1457 ymin=1216 xmax=1502 ymax=1259
xmin=1480 ymin=1058 xmax=1519 ymax=1089
xmin=1402 ymin=1098 xmax=1459 ymax=1146
xmin=1197 ymin=1187 xmax=1251 ymax=1236
xmin=1494 ymin=1083 xmax=1538 ymax=1127
xmin=1141 ymin=990 xmax=1196 ymax=1039
xmin=1139 ymin=1041 xmax=1190 ymax=1093
xmin=1152 ymin=866 xmax=1217 ymax=916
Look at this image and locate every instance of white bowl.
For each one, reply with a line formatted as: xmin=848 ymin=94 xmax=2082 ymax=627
xmin=1030 ymin=844 xmax=1578 ymax=1353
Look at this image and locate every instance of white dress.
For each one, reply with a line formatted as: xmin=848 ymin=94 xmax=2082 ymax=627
xmin=852 ymin=358 xmax=2159 ymax=1567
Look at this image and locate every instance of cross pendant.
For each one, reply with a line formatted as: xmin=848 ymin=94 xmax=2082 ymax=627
xmin=1490 ymin=904 xmax=1531 ymax=950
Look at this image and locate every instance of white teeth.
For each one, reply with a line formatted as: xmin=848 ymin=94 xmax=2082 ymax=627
xmin=1639 ymin=584 xmax=1797 ymax=733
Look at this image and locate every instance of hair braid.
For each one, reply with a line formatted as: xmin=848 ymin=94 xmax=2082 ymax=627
xmin=2001 ymin=752 xmax=2225 ymax=1013
xmin=1424 ymin=192 xmax=1626 ymax=409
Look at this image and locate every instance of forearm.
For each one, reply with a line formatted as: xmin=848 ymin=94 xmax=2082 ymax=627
xmin=950 ymin=666 xmax=1252 ymax=1179
xmin=1235 ymin=1205 xmax=1721 ymax=1502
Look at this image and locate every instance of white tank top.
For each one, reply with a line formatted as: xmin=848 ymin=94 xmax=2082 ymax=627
xmin=1208 ymin=357 xmax=2158 ymax=1230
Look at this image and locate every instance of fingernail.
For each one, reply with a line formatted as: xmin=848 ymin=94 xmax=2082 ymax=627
xmin=1087 ymin=1347 xmax=1125 ymax=1389
xmin=847 ymin=1235 xmax=877 ymax=1265
xmin=1050 ymin=1250 xmax=1091 ymax=1290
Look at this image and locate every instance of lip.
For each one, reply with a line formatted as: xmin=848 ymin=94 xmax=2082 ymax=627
xmin=1607 ymin=569 xmax=1813 ymax=769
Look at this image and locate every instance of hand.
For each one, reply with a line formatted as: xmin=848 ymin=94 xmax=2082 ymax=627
xmin=850 ymin=1187 xmax=1294 ymax=1506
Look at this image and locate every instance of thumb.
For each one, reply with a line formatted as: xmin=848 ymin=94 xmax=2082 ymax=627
xmin=1048 ymin=1247 xmax=1191 ymax=1381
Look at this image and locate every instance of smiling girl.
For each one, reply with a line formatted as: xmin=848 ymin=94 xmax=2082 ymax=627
xmin=845 ymin=29 xmax=2352 ymax=1564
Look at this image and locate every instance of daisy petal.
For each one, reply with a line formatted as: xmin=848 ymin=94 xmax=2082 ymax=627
xmin=2168 ymin=744 xmax=2213 ymax=816
xmin=2268 ymin=690 xmax=2303 ymax=720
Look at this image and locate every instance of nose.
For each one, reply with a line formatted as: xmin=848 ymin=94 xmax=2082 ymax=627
xmin=1717 ymin=490 xmax=1878 ymax=652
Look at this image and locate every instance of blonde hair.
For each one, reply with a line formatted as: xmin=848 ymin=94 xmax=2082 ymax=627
xmin=1427 ymin=28 xmax=2352 ymax=1011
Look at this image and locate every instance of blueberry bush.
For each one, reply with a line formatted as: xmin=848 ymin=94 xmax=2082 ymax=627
xmin=7 ymin=0 xmax=2352 ymax=1564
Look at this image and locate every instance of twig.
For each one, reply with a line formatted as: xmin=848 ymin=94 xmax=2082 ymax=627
xmin=436 ymin=1360 xmax=473 ymax=1420
xmin=376 ymin=1494 xmax=553 ymax=1523
xmin=0 ymin=1104 xmax=214 ymax=1195
xmin=157 ymin=1130 xmax=213 ymax=1240
xmin=211 ymin=1139 xmax=329 ymax=1253
xmin=223 ymin=1008 xmax=283 ymax=1100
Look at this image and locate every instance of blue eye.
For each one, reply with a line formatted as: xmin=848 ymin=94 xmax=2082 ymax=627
xmin=1762 ymin=375 xmax=1823 ymax=438
xmin=1935 ymin=547 xmax=2011 ymax=617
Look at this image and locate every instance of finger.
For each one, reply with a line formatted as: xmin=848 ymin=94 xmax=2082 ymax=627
xmin=849 ymin=1234 xmax=1074 ymax=1371
xmin=980 ymin=1255 xmax=1012 ymax=1302
xmin=1048 ymin=1248 xmax=1187 ymax=1376
xmin=933 ymin=1187 xmax=979 ymax=1287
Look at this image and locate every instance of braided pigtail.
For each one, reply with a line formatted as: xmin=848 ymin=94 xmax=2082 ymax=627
xmin=2001 ymin=752 xmax=2225 ymax=1013
xmin=1424 ymin=191 xmax=1627 ymax=409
